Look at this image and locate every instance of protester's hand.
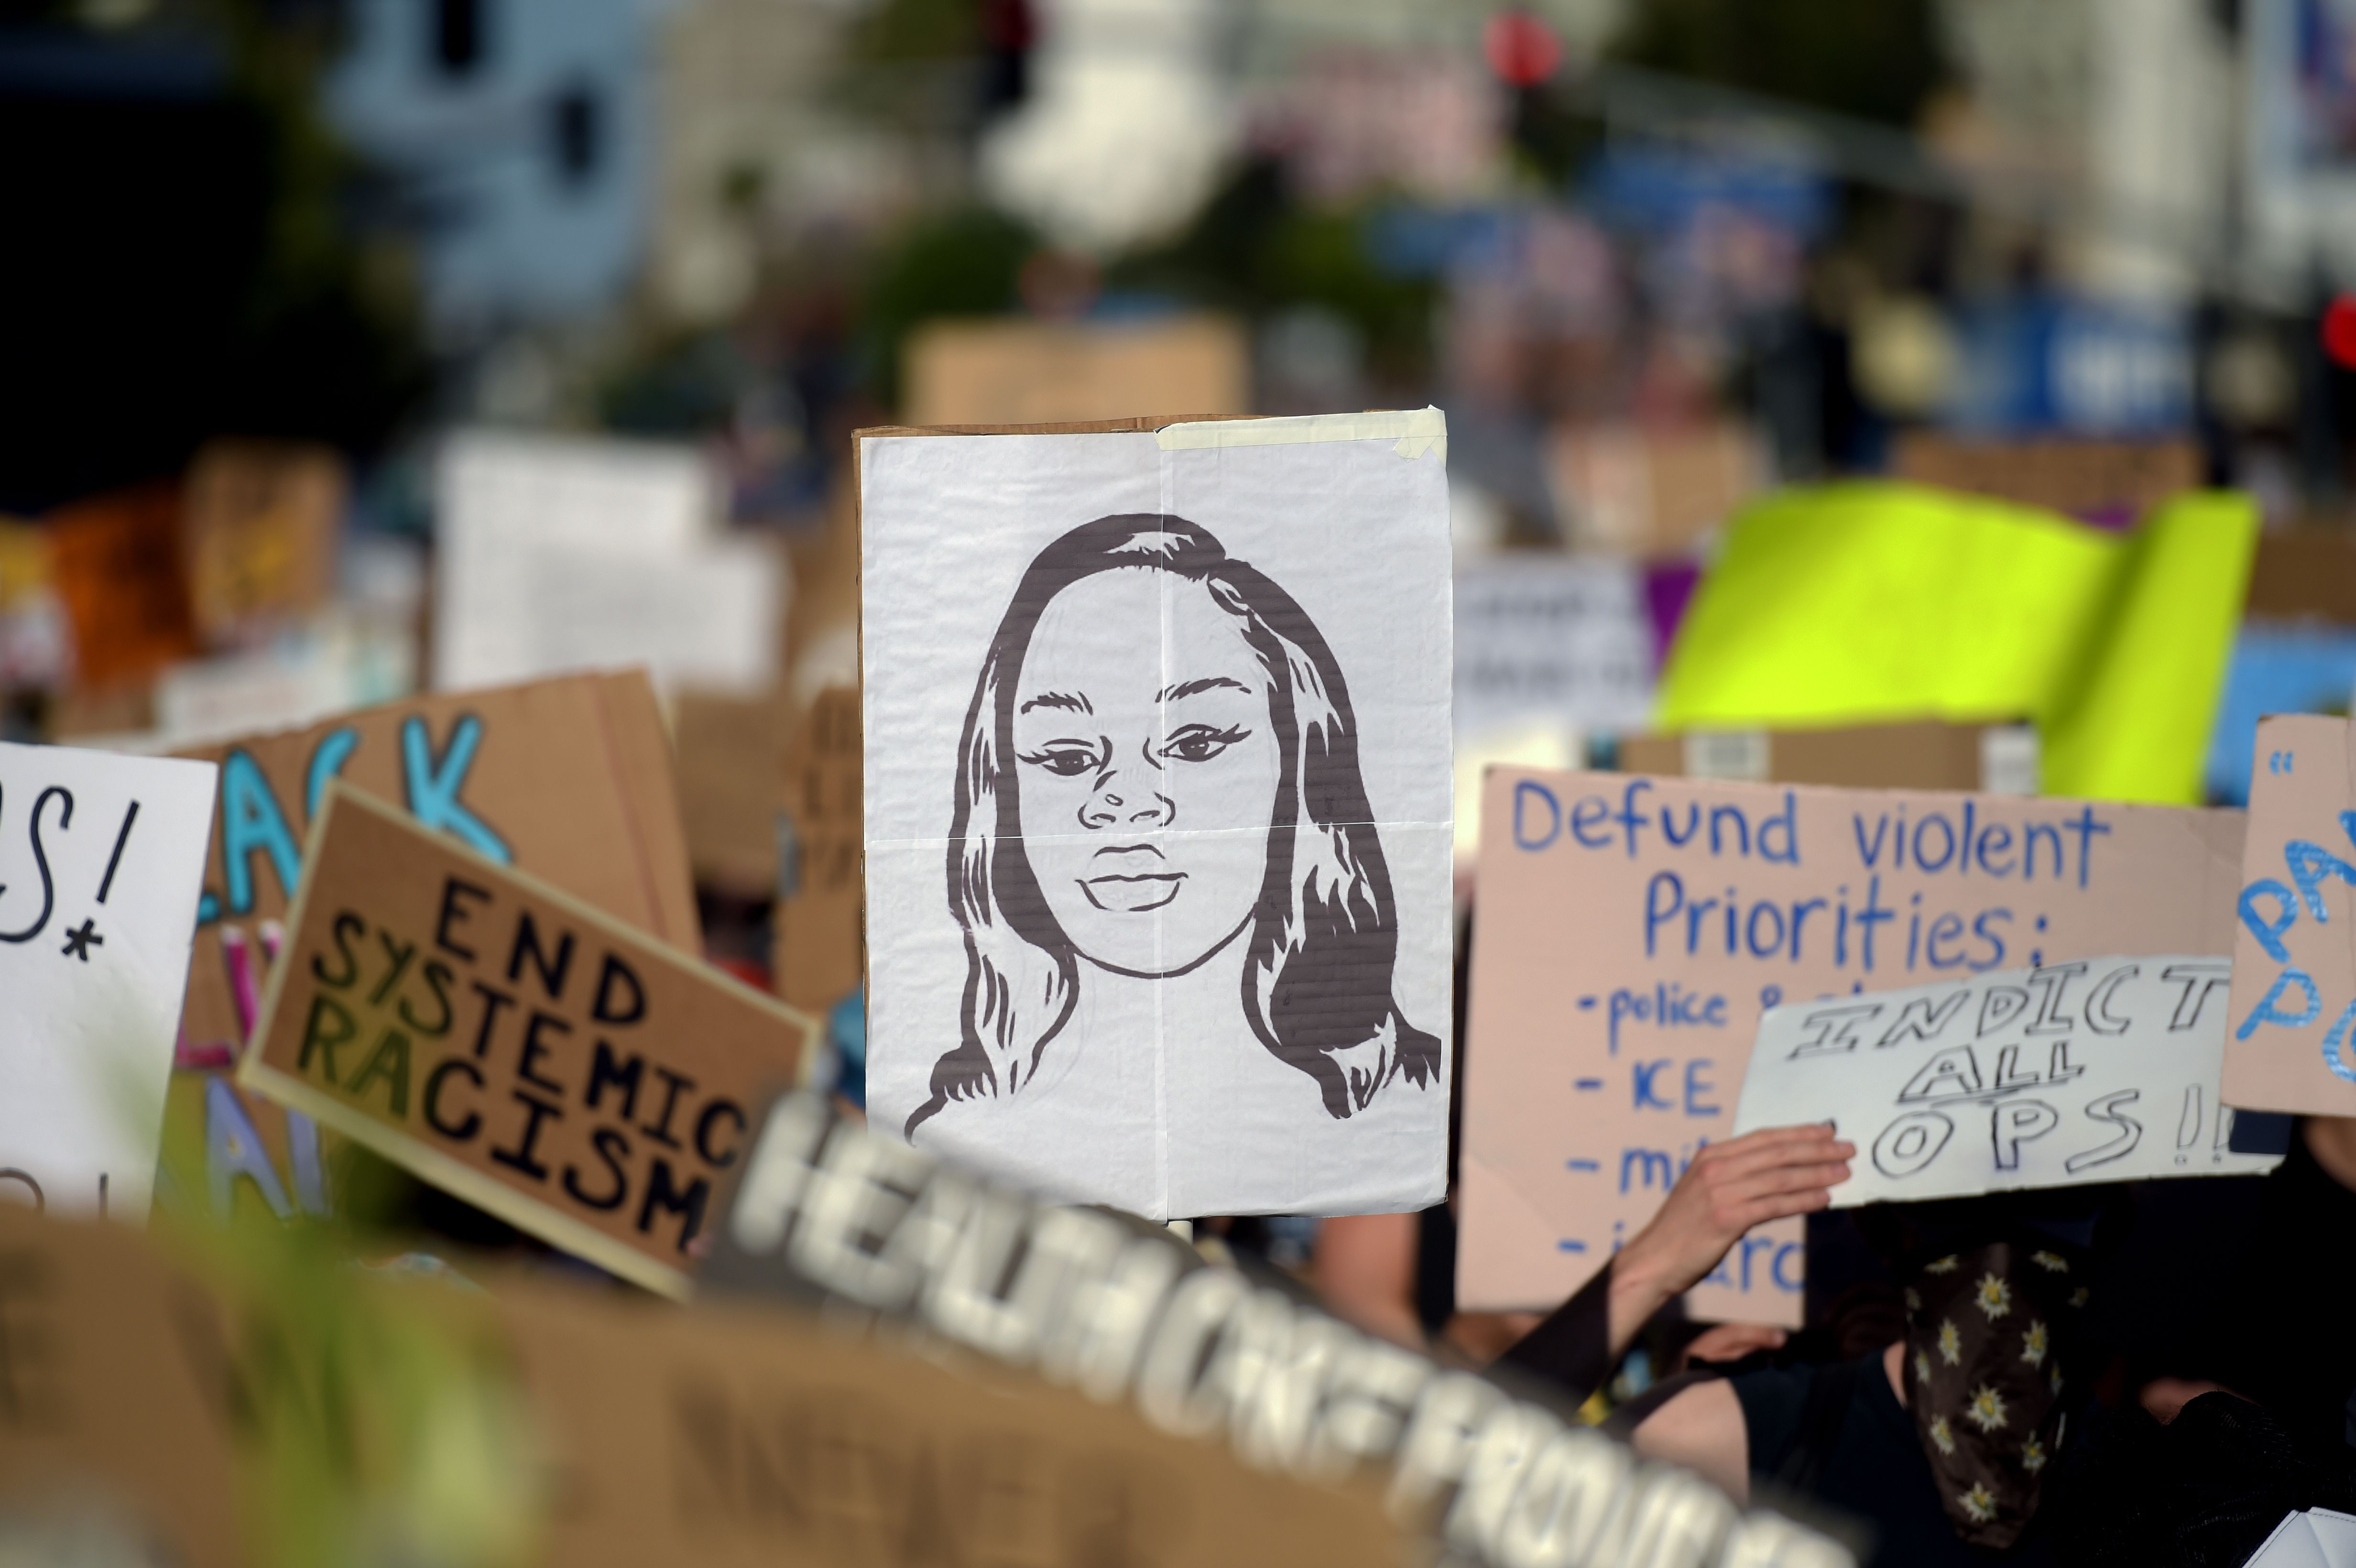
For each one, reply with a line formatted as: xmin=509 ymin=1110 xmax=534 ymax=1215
xmin=1605 ymin=1124 xmax=1853 ymax=1358
xmin=1680 ymin=1322 xmax=1788 ymax=1372
xmin=2305 ymin=1116 xmax=2356 ymax=1191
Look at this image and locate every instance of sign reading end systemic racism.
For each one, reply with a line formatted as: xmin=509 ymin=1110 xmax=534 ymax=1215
xmin=240 ymin=784 xmax=815 ymax=1296
xmin=1461 ymin=767 xmax=2245 ymax=1323
xmin=1733 ymin=958 xmax=2278 ymax=1205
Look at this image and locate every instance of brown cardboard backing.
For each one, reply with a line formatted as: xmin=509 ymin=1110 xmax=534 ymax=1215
xmin=2244 ymin=530 xmax=2356 ymax=624
xmin=773 ymin=686 xmax=863 ymax=1022
xmin=0 ymin=1207 xmax=242 ymax=1568
xmin=181 ymin=440 xmax=341 ymax=648
xmin=239 ymin=784 xmax=815 ymax=1296
xmin=492 ymin=1274 xmax=1402 ymax=1568
xmin=672 ymin=689 xmax=792 ymax=898
xmin=1891 ymin=433 xmax=2201 ymax=519
xmin=1616 ymin=720 xmax=2017 ymax=792
xmin=903 ymin=316 xmax=1250 ymax=428
xmin=1460 ymin=765 xmax=2246 ymax=1318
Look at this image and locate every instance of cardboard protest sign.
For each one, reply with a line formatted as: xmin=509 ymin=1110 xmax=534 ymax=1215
xmin=1453 ymin=555 xmax=1655 ymax=740
xmin=903 ymin=315 xmax=1250 ymax=426
xmin=2222 ymin=713 xmax=2356 ymax=1113
xmin=1461 ymin=767 xmax=2244 ymax=1321
xmin=1546 ymin=421 xmax=1765 ymax=557
xmin=672 ymin=689 xmax=792 ymax=897
xmin=46 ymin=481 xmax=197 ymax=690
xmin=0 ymin=742 xmax=215 ymax=1219
xmin=1732 ymin=957 xmax=2277 ymax=1204
xmin=772 ymin=686 xmax=862 ymax=1023
xmin=181 ymin=439 xmax=342 ymax=648
xmin=0 ymin=1208 xmax=242 ymax=1568
xmin=240 ymin=785 xmax=815 ymax=1295
xmin=1892 ymin=433 xmax=2200 ymax=524
xmin=1615 ymin=721 xmax=2040 ymax=796
xmin=496 ymin=1275 xmax=1406 ymax=1568
xmin=860 ymin=413 xmax=1454 ymax=1220
xmin=175 ymin=670 xmax=699 ymax=1056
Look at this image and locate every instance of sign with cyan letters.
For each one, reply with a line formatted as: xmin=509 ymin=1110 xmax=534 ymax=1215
xmin=1461 ymin=767 xmax=2245 ymax=1324
xmin=2225 ymin=713 xmax=2356 ymax=1112
xmin=238 ymin=784 xmax=814 ymax=1296
xmin=1733 ymin=957 xmax=2279 ymax=1204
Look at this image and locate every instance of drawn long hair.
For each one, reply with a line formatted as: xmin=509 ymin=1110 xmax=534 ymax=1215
xmin=906 ymin=513 xmax=1440 ymax=1135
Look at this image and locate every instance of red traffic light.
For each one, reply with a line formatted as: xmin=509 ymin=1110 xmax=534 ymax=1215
xmin=1484 ymin=10 xmax=1562 ymax=89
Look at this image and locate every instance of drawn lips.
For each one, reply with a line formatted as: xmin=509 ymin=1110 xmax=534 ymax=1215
xmin=1080 ymin=873 xmax=1185 ymax=913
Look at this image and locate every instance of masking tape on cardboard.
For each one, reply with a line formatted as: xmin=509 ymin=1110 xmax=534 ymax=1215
xmin=1156 ymin=407 xmax=1447 ymax=462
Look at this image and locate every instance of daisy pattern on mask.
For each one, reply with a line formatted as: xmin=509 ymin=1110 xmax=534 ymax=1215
xmin=2069 ymin=1286 xmax=2089 ymax=1308
xmin=1929 ymin=1415 xmax=1956 ymax=1455
xmin=2021 ymin=1319 xmax=2049 ymax=1367
xmin=2031 ymin=1250 xmax=2069 ymax=1273
xmin=1966 ymin=1383 xmax=2010 ymax=1432
xmin=1905 ymin=1286 xmax=1921 ymax=1310
xmin=1958 ymin=1482 xmax=1997 ymax=1524
xmin=2050 ymin=1364 xmax=2063 ymax=1395
xmin=1938 ymin=1319 xmax=1963 ymax=1364
xmin=1927 ymin=1254 xmax=1960 ymax=1274
xmin=2021 ymin=1435 xmax=2047 ymax=1474
xmin=1915 ymin=1349 xmax=1934 ymax=1387
xmin=1975 ymin=1272 xmax=2013 ymax=1320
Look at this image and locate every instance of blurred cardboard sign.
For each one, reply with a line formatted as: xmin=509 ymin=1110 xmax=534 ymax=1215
xmin=0 ymin=1208 xmax=242 ymax=1568
xmin=46 ymin=482 xmax=196 ymax=690
xmin=1547 ymin=421 xmax=1763 ymax=557
xmin=902 ymin=316 xmax=1250 ymax=426
xmin=174 ymin=670 xmax=699 ymax=1056
xmin=240 ymin=785 xmax=815 ymax=1296
xmin=1460 ymin=766 xmax=2243 ymax=1321
xmin=673 ymin=690 xmax=792 ymax=898
xmin=2244 ymin=529 xmax=2356 ymax=624
xmin=182 ymin=440 xmax=342 ymax=648
xmin=1733 ymin=956 xmax=2276 ymax=1204
xmin=773 ymin=686 xmax=862 ymax=1022
xmin=1453 ymin=555 xmax=1655 ymax=740
xmin=1615 ymin=720 xmax=2040 ymax=795
xmin=2223 ymin=713 xmax=2356 ymax=1112
xmin=0 ymin=742 xmax=216 ymax=1220
xmin=1892 ymin=434 xmax=2200 ymax=524
xmin=495 ymin=1277 xmax=1402 ymax=1568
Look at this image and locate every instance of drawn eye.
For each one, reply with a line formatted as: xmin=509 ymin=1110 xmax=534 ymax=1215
xmin=1161 ymin=724 xmax=1247 ymax=764
xmin=1019 ymin=740 xmax=1103 ymax=778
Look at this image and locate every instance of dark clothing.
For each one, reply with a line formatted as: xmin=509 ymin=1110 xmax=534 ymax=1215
xmin=2205 ymin=1134 xmax=2356 ymax=1450
xmin=1494 ymin=1256 xmax=1617 ymax=1404
xmin=1733 ymin=1351 xmax=2058 ymax=1568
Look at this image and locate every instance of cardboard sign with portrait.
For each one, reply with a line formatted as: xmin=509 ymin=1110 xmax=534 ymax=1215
xmin=859 ymin=413 xmax=1454 ymax=1220
xmin=1461 ymin=766 xmax=2245 ymax=1323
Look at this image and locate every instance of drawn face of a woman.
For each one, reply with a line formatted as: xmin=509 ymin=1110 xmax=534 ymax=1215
xmin=1011 ymin=566 xmax=1283 ymax=978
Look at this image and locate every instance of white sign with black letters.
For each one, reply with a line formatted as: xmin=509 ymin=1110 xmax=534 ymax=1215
xmin=0 ymin=742 xmax=218 ymax=1219
xmin=1732 ymin=956 xmax=2280 ymax=1204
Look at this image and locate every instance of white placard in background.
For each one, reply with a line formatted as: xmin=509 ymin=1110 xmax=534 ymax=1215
xmin=1732 ymin=956 xmax=2280 ymax=1205
xmin=860 ymin=415 xmax=1454 ymax=1221
xmin=433 ymin=432 xmax=779 ymax=697
xmin=0 ymin=743 xmax=218 ymax=1219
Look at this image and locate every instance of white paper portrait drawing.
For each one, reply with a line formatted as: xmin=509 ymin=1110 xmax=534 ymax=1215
xmin=861 ymin=415 xmax=1453 ymax=1220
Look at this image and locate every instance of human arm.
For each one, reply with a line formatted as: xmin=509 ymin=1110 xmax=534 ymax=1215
xmin=1630 ymin=1379 xmax=1750 ymax=1503
xmin=1313 ymin=1210 xmax=1430 ymax=1351
xmin=1498 ymin=1124 xmax=1852 ymax=1400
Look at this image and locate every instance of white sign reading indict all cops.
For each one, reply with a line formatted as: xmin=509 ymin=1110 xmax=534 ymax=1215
xmin=1732 ymin=956 xmax=2280 ymax=1205
xmin=0 ymin=742 xmax=217 ymax=1220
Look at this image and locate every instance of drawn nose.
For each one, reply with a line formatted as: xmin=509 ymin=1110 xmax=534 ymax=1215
xmin=1080 ymin=771 xmax=1175 ymax=830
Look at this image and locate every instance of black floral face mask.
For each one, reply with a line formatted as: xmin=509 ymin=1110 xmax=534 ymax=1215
xmin=1901 ymin=1237 xmax=2089 ymax=1549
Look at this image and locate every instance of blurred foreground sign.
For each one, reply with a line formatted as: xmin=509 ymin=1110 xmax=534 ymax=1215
xmin=239 ymin=785 xmax=813 ymax=1294
xmin=2224 ymin=714 xmax=2356 ymax=1114
xmin=1733 ymin=957 xmax=2277 ymax=1204
xmin=1460 ymin=767 xmax=2244 ymax=1321
xmin=0 ymin=743 xmax=215 ymax=1220
xmin=902 ymin=316 xmax=1249 ymax=426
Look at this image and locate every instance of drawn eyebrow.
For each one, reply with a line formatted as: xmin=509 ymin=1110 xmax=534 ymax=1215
xmin=1156 ymin=676 xmax=1251 ymax=703
xmin=1019 ymin=690 xmax=1092 ymax=715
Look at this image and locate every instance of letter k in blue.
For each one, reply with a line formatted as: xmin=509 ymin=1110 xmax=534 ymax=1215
xmin=402 ymin=715 xmax=513 ymax=863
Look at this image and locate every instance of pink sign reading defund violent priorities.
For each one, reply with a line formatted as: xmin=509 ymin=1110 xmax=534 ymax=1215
xmin=1459 ymin=766 xmax=2245 ymax=1326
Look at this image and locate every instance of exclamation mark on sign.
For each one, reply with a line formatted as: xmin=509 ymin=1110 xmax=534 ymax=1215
xmin=96 ymin=800 xmax=138 ymax=904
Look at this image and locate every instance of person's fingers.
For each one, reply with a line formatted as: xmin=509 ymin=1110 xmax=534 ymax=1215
xmin=1718 ymin=1160 xmax=1853 ymax=1205
xmin=1728 ymin=1187 xmax=1837 ymax=1230
xmin=1704 ymin=1135 xmax=1854 ymax=1186
xmin=1700 ymin=1123 xmax=1840 ymax=1161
